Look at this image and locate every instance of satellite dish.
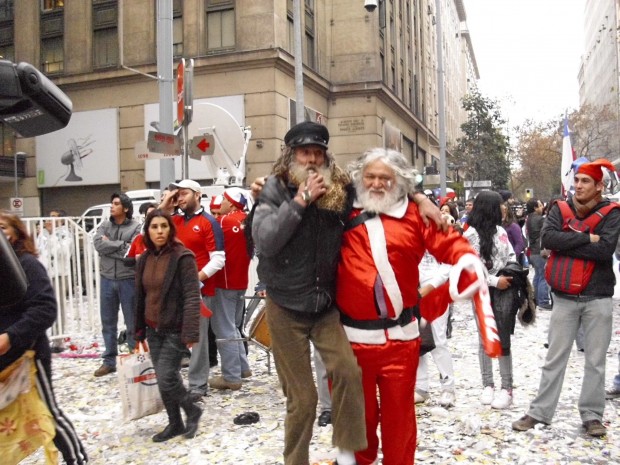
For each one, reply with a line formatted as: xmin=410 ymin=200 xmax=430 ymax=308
xmin=189 ymin=102 xmax=247 ymax=181
xmin=60 ymin=136 xmax=94 ymax=182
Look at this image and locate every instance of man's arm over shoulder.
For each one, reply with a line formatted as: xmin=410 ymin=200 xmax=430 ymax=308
xmin=543 ymin=204 xmax=620 ymax=261
xmin=252 ymin=176 xmax=305 ymax=257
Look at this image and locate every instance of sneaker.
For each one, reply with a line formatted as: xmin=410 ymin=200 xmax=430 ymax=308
xmin=209 ymin=376 xmax=242 ymax=391
xmin=605 ymin=386 xmax=620 ymax=399
xmin=94 ymin=364 xmax=116 ymax=377
xmin=414 ymin=389 xmax=430 ymax=404
xmin=538 ymin=303 xmax=553 ymax=310
xmin=583 ymin=419 xmax=606 ymax=437
xmin=491 ymin=388 xmax=512 ymax=409
xmin=512 ymin=414 xmax=546 ymax=431
xmin=438 ymin=390 xmax=456 ymax=408
xmin=241 ymin=370 xmax=253 ymax=379
xmin=480 ymin=385 xmax=494 ymax=405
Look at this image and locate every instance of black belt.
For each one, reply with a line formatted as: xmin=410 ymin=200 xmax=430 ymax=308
xmin=340 ymin=306 xmax=416 ymax=330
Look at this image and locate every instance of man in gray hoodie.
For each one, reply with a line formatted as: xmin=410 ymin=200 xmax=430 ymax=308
xmin=93 ymin=193 xmax=141 ymax=377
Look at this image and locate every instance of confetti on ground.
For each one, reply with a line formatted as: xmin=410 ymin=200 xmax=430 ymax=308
xmin=19 ymin=300 xmax=620 ymax=464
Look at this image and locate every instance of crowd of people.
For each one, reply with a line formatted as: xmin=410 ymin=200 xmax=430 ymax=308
xmin=1 ymin=120 xmax=619 ymax=465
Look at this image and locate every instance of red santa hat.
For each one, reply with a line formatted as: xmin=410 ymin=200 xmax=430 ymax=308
xmin=210 ymin=194 xmax=223 ymax=211
xmin=223 ymin=188 xmax=247 ymax=210
xmin=576 ymin=158 xmax=616 ymax=182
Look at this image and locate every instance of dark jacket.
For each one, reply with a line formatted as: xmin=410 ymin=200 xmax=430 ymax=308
xmin=134 ymin=242 xmax=201 ymax=344
xmin=525 ymin=212 xmax=545 ymax=256
xmin=541 ymin=198 xmax=620 ymax=298
xmin=492 ymin=262 xmax=535 ymax=356
xmin=252 ymin=175 xmax=353 ymax=314
xmin=0 ymin=253 xmax=57 ymax=371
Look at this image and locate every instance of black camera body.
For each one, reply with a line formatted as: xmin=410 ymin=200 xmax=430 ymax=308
xmin=0 ymin=59 xmax=72 ymax=137
xmin=0 ymin=60 xmax=73 ymax=305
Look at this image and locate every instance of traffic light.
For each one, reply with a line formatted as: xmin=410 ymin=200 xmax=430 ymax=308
xmin=525 ymin=188 xmax=533 ymax=199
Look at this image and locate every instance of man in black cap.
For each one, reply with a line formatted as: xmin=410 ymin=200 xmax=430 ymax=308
xmin=252 ymin=121 xmax=443 ymax=465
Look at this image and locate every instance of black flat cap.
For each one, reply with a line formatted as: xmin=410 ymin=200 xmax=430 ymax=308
xmin=284 ymin=121 xmax=329 ymax=149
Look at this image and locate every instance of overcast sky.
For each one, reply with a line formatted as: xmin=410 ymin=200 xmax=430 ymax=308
xmin=463 ymin=0 xmax=584 ymax=128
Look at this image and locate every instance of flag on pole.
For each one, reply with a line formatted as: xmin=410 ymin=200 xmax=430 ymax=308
xmin=561 ymin=114 xmax=576 ymax=197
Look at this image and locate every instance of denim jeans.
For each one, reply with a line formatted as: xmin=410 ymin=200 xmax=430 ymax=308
xmin=146 ymin=328 xmax=188 ymax=403
xmin=530 ymin=254 xmax=550 ymax=306
xmin=188 ymin=295 xmax=212 ymax=394
xmin=100 ymin=276 xmax=135 ymax=368
xmin=211 ymin=288 xmax=250 ymax=383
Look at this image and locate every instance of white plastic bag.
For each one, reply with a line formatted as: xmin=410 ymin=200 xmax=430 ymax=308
xmin=117 ymin=341 xmax=163 ymax=421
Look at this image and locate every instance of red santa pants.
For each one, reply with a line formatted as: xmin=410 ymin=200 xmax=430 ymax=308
xmin=351 ymin=337 xmax=420 ymax=465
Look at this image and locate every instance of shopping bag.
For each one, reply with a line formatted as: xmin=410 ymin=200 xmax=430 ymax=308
xmin=117 ymin=341 xmax=164 ymax=421
xmin=0 ymin=350 xmax=58 ymax=465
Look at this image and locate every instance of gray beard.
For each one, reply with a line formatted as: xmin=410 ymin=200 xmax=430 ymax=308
xmin=289 ymin=162 xmax=333 ymax=188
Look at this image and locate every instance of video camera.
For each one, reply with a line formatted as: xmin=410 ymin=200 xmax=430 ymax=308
xmin=0 ymin=60 xmax=73 ymax=305
xmin=0 ymin=59 xmax=72 ymax=137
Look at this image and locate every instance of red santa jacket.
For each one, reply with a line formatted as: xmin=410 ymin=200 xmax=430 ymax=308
xmin=336 ymin=198 xmax=490 ymax=346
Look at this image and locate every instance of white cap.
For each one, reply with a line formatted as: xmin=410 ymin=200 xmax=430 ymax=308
xmin=223 ymin=187 xmax=247 ymax=210
xmin=169 ymin=179 xmax=201 ymax=192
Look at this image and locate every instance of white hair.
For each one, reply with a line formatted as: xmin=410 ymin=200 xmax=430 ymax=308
xmin=348 ymin=147 xmax=419 ymax=198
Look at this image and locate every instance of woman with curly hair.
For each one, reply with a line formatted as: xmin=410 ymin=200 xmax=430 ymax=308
xmin=0 ymin=211 xmax=88 ymax=464
xmin=463 ymin=192 xmax=516 ymax=410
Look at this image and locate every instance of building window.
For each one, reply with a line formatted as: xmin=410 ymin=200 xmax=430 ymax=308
xmin=40 ymin=8 xmax=64 ymax=74
xmin=0 ymin=0 xmax=13 ymax=21
xmin=93 ymin=0 xmax=118 ymax=69
xmin=0 ymin=0 xmax=13 ymax=62
xmin=206 ymin=0 xmax=235 ymax=51
xmin=41 ymin=0 xmax=63 ymax=11
xmin=0 ymin=123 xmax=16 ymax=157
xmin=173 ymin=0 xmax=183 ymax=57
xmin=304 ymin=0 xmax=315 ymax=70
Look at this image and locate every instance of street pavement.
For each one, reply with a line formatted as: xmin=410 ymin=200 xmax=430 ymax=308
xmin=21 ymin=299 xmax=620 ymax=465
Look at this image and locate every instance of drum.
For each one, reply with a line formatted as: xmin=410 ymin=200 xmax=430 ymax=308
xmin=248 ymin=306 xmax=271 ymax=349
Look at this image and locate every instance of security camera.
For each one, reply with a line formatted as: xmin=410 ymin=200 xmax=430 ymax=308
xmin=364 ymin=0 xmax=378 ymax=13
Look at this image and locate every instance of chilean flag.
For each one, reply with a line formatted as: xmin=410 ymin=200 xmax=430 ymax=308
xmin=561 ymin=115 xmax=576 ymax=197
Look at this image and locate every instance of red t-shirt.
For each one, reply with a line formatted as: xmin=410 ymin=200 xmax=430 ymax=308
xmin=173 ymin=209 xmax=224 ymax=296
xmin=215 ymin=210 xmax=251 ymax=290
xmin=127 ymin=233 xmax=147 ymax=258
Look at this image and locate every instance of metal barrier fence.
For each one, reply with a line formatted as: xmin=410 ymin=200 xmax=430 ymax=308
xmin=23 ymin=216 xmax=105 ymax=342
xmin=21 ymin=216 xmax=261 ymax=343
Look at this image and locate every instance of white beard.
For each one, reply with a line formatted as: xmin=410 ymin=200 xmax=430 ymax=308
xmin=357 ymin=187 xmax=403 ymax=214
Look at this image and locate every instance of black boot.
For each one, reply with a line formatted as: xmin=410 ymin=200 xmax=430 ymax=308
xmin=180 ymin=394 xmax=203 ymax=439
xmin=152 ymin=400 xmax=185 ymax=442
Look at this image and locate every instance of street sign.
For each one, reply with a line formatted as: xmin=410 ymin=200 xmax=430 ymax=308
xmin=135 ymin=141 xmax=179 ymax=161
xmin=10 ymin=197 xmax=23 ymax=216
xmin=190 ymin=134 xmax=215 ymax=160
xmin=176 ymin=59 xmax=185 ymax=126
xmin=463 ymin=180 xmax=492 ymax=188
xmin=147 ymin=131 xmax=182 ymax=155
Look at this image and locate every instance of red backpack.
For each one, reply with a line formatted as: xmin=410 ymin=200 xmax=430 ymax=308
xmin=545 ymin=200 xmax=619 ymax=294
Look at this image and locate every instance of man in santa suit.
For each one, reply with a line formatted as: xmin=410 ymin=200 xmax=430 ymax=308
xmin=336 ymin=148 xmax=491 ymax=465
